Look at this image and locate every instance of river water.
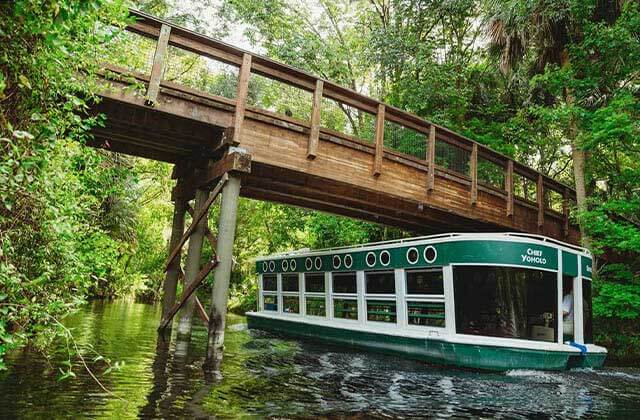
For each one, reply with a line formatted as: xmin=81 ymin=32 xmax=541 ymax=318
xmin=1 ymin=300 xmax=639 ymax=418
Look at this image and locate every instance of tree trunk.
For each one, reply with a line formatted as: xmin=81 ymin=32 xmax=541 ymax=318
xmin=562 ymin=50 xmax=592 ymax=250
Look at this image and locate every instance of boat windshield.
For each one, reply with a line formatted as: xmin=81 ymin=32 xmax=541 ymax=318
xmin=453 ymin=266 xmax=558 ymax=342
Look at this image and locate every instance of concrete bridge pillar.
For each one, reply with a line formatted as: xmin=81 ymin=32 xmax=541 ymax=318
xmin=204 ymin=174 xmax=241 ymax=373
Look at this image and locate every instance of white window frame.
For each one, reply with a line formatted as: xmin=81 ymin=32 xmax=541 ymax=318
xmin=449 ymin=263 xmax=563 ymax=345
xmin=259 ymin=273 xmax=278 ymax=312
xmin=443 ymin=265 xmax=456 ymax=336
xmin=331 ymin=271 xmax=359 ymax=322
xmin=574 ymin=263 xmax=585 ymax=344
xmin=556 ymin=249 xmax=563 ymax=344
xmin=258 ymin=274 xmax=263 ymax=311
xmin=304 ymin=272 xmax=327 ymax=318
xmin=404 ymin=267 xmax=446 ymax=330
xmin=364 ymin=270 xmax=397 ymax=326
xmin=280 ymin=272 xmax=301 ymax=315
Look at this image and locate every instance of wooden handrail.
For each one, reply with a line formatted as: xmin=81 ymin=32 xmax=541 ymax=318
xmin=123 ymin=8 xmax=577 ymax=205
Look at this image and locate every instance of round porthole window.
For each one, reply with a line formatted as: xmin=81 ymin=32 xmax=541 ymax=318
xmin=262 ymin=261 xmax=268 ymax=272
xmin=332 ymin=255 xmax=341 ymax=269
xmin=305 ymin=257 xmax=313 ymax=271
xmin=290 ymin=259 xmax=297 ymax=271
xmin=281 ymin=259 xmax=289 ymax=271
xmin=380 ymin=250 xmax=391 ymax=266
xmin=314 ymin=256 xmax=323 ymax=270
xmin=366 ymin=252 xmax=376 ymax=268
xmin=406 ymin=247 xmax=419 ymax=265
xmin=268 ymin=260 xmax=276 ymax=272
xmin=344 ymin=254 xmax=353 ymax=268
xmin=424 ymin=246 xmax=437 ymax=263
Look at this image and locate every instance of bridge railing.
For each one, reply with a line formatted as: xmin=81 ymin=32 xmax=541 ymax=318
xmin=110 ymin=9 xmax=576 ymax=236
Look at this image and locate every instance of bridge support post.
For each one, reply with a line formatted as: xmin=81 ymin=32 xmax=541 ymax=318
xmin=176 ymin=187 xmax=210 ymax=338
xmin=204 ymin=174 xmax=241 ymax=374
xmin=161 ymin=190 xmax=187 ymax=323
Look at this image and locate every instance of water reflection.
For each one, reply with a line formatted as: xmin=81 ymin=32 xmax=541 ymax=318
xmin=0 ymin=300 xmax=639 ymax=418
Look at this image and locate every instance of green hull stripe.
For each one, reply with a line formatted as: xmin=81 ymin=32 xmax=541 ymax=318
xmin=247 ymin=314 xmax=606 ymax=371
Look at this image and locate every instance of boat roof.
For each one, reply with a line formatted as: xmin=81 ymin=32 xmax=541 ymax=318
xmin=256 ymin=232 xmax=591 ymax=261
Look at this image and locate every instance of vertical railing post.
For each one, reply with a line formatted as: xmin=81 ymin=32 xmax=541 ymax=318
xmin=563 ymin=187 xmax=570 ymax=238
xmin=230 ymin=53 xmax=252 ymax=146
xmin=506 ymin=160 xmax=514 ymax=217
xmin=372 ymin=104 xmax=385 ymax=176
xmin=470 ymin=143 xmax=478 ymax=205
xmin=145 ymin=24 xmax=171 ymax=106
xmin=426 ymin=125 xmax=436 ymax=192
xmin=307 ymin=80 xmax=323 ymax=159
xmin=537 ymin=174 xmax=545 ymax=229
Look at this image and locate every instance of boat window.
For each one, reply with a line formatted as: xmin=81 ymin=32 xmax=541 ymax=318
xmin=583 ymin=278 xmax=593 ymax=343
xmin=306 ymin=297 xmax=326 ymax=317
xmin=262 ymin=274 xmax=277 ymax=291
xmin=334 ymin=299 xmax=358 ymax=320
xmin=365 ymin=271 xmax=395 ymax=294
xmin=333 ymin=272 xmax=357 ymax=294
xmin=453 ymin=266 xmax=557 ymax=342
xmin=406 ymin=269 xmax=443 ymax=295
xmin=367 ymin=300 xmax=396 ymax=323
xmin=263 ymin=295 xmax=278 ymax=311
xmin=282 ymin=296 xmax=300 ymax=314
xmin=305 ymin=273 xmax=325 ymax=292
xmin=407 ymin=302 xmax=445 ymax=327
xmin=282 ymin=274 xmax=299 ymax=292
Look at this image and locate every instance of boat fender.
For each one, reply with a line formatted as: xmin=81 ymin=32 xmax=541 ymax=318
xmin=569 ymin=341 xmax=587 ymax=354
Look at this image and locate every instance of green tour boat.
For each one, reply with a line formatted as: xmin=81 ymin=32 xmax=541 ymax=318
xmin=246 ymin=233 xmax=607 ymax=371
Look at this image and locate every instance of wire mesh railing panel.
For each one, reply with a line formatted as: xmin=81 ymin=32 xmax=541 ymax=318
xmin=514 ymin=173 xmax=537 ymax=203
xmin=320 ymin=98 xmax=375 ymax=143
xmin=247 ymin=73 xmax=312 ymax=122
xmin=104 ymin=30 xmax=156 ymax=75
xmin=164 ymin=46 xmax=239 ymax=99
xmin=477 ymin=157 xmax=505 ymax=190
xmin=383 ymin=120 xmax=427 ymax=160
xmin=546 ymin=188 xmax=564 ymax=212
xmin=435 ymin=140 xmax=471 ymax=176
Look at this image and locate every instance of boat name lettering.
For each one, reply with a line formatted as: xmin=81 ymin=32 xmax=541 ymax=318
xmin=521 ymin=248 xmax=546 ymax=265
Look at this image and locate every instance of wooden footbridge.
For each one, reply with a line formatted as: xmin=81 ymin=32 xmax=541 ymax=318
xmin=89 ymin=10 xmax=581 ymax=369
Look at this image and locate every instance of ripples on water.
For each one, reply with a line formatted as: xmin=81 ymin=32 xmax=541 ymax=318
xmin=0 ymin=301 xmax=639 ymax=418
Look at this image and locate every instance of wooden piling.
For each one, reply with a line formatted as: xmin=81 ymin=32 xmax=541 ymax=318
xmin=204 ymin=175 xmax=242 ymax=372
xmin=176 ymin=187 xmax=209 ymax=337
xmin=161 ymin=192 xmax=187 ymax=322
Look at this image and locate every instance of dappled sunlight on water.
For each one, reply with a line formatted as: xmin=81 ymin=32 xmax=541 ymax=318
xmin=1 ymin=300 xmax=639 ymax=418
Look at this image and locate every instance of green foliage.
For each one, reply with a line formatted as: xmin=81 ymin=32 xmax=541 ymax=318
xmin=1 ymin=0 xmax=638 ymax=370
xmin=0 ymin=0 xmax=132 ymax=368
